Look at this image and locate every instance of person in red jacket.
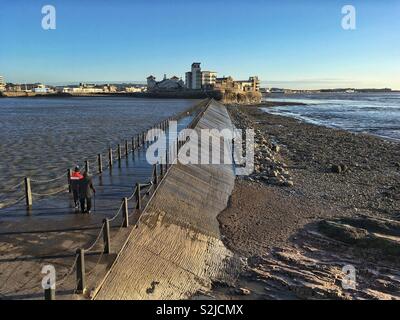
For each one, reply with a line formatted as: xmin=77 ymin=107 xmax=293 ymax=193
xmin=70 ymin=166 xmax=83 ymax=209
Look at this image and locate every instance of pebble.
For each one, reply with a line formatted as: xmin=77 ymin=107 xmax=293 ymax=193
xmin=237 ymin=287 xmax=251 ymax=295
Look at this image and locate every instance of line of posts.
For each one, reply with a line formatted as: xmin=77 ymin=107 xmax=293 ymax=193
xmin=43 ymin=116 xmax=178 ymax=300
xmin=24 ymin=117 xmax=172 ymax=215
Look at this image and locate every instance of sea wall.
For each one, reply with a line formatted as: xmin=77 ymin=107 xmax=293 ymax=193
xmin=95 ymin=99 xmax=241 ymax=300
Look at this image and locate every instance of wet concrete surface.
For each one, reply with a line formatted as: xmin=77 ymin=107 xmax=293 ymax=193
xmin=95 ymin=100 xmax=243 ymax=300
xmin=0 ymin=109 xmax=196 ymax=300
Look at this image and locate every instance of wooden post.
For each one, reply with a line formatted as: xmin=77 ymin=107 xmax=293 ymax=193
xmin=166 ymin=150 xmax=169 ymax=169
xmin=137 ymin=135 xmax=140 ymax=148
xmin=67 ymin=169 xmax=72 ymax=193
xmin=44 ymin=287 xmax=55 ymax=300
xmin=123 ymin=197 xmax=129 ymax=228
xmin=136 ymin=183 xmax=141 ymax=211
xmin=117 ymin=144 xmax=121 ymax=161
xmin=153 ymin=164 xmax=158 ymax=186
xmin=108 ymin=148 xmax=113 ymax=168
xmin=131 ymin=137 xmax=135 ymax=151
xmin=24 ymin=177 xmax=32 ymax=209
xmin=85 ymin=160 xmax=89 ymax=174
xmin=76 ymin=248 xmax=86 ymax=294
xmin=103 ymin=219 xmax=111 ymax=254
xmin=160 ymin=161 xmax=164 ymax=177
xmin=98 ymin=154 xmax=102 ymax=173
xmin=125 ymin=140 xmax=129 ymax=157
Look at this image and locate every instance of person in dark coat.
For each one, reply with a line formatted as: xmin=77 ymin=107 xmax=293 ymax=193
xmin=79 ymin=171 xmax=96 ymax=214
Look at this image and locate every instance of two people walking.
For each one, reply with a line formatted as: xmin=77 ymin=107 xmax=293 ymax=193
xmin=70 ymin=166 xmax=96 ymax=214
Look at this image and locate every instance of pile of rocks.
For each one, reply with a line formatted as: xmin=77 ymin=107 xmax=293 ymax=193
xmin=230 ymin=107 xmax=294 ymax=187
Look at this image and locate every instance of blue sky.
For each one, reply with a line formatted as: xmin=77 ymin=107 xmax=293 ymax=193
xmin=0 ymin=0 xmax=399 ymax=89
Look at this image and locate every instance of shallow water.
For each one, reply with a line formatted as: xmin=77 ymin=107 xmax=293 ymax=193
xmin=0 ymin=97 xmax=197 ymax=196
xmin=262 ymin=92 xmax=400 ymax=141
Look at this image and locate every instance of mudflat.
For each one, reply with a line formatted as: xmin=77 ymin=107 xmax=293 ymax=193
xmin=211 ymin=103 xmax=400 ymax=300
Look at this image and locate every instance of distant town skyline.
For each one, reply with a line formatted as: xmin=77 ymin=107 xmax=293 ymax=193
xmin=1 ymin=0 xmax=399 ymax=90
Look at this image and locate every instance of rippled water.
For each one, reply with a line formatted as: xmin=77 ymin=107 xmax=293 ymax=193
xmin=262 ymin=92 xmax=400 ymax=141
xmin=0 ymin=97 xmax=197 ymax=195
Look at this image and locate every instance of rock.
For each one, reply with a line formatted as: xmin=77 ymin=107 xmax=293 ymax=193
xmin=331 ymin=164 xmax=348 ymax=174
xmin=272 ymin=144 xmax=280 ymax=153
xmin=395 ymin=162 xmax=400 ymax=168
xmin=236 ymin=287 xmax=251 ymax=296
xmin=318 ymin=219 xmax=400 ymax=258
xmin=284 ymin=180 xmax=294 ymax=187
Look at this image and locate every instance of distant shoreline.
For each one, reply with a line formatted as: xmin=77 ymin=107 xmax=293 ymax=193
xmin=0 ymin=90 xmax=262 ymax=104
xmin=0 ymin=91 xmax=210 ymax=99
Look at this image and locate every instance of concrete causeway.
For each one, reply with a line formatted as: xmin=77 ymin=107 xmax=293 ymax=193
xmin=95 ymin=100 xmax=241 ymax=299
xmin=0 ymin=105 xmax=198 ymax=300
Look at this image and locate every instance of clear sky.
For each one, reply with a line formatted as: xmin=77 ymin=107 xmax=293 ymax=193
xmin=0 ymin=0 xmax=399 ymax=89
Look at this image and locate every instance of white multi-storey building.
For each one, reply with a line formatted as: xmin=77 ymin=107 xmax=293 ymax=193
xmin=201 ymin=71 xmax=217 ymax=88
xmin=185 ymin=63 xmax=217 ymax=90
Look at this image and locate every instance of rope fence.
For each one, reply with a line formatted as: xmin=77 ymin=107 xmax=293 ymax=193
xmin=0 ymin=99 xmax=210 ymax=300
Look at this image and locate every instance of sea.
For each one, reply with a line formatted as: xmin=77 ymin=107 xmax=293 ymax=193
xmin=0 ymin=97 xmax=197 ymax=194
xmin=262 ymin=92 xmax=400 ymax=142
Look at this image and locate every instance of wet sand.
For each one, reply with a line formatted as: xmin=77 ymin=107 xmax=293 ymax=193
xmin=209 ymin=103 xmax=400 ymax=300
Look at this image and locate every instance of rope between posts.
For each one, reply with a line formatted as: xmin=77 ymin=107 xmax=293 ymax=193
xmin=30 ymin=172 xmax=67 ymax=184
xmin=56 ymin=254 xmax=79 ymax=287
xmin=84 ymin=224 xmax=105 ymax=253
xmin=0 ymin=108 xmax=203 ymax=294
xmin=108 ymin=201 xmax=124 ymax=222
xmin=0 ymin=195 xmax=26 ymax=210
xmin=6 ymin=180 xmax=24 ymax=191
xmin=127 ymin=186 xmax=137 ymax=201
xmin=31 ymin=186 xmax=68 ymax=197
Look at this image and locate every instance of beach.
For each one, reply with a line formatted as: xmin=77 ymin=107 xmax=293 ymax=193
xmin=209 ymin=102 xmax=400 ymax=300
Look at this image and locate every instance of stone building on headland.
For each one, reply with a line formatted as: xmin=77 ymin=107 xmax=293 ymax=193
xmin=145 ymin=62 xmax=261 ymax=103
xmin=214 ymin=75 xmax=260 ymax=92
xmin=146 ymin=74 xmax=185 ymax=92
xmin=184 ymin=62 xmax=259 ymax=93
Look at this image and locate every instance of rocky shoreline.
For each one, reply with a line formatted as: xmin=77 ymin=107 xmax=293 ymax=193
xmin=209 ymin=102 xmax=400 ymax=300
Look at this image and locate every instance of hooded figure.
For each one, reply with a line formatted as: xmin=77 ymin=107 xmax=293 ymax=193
xmin=79 ymin=171 xmax=96 ymax=214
